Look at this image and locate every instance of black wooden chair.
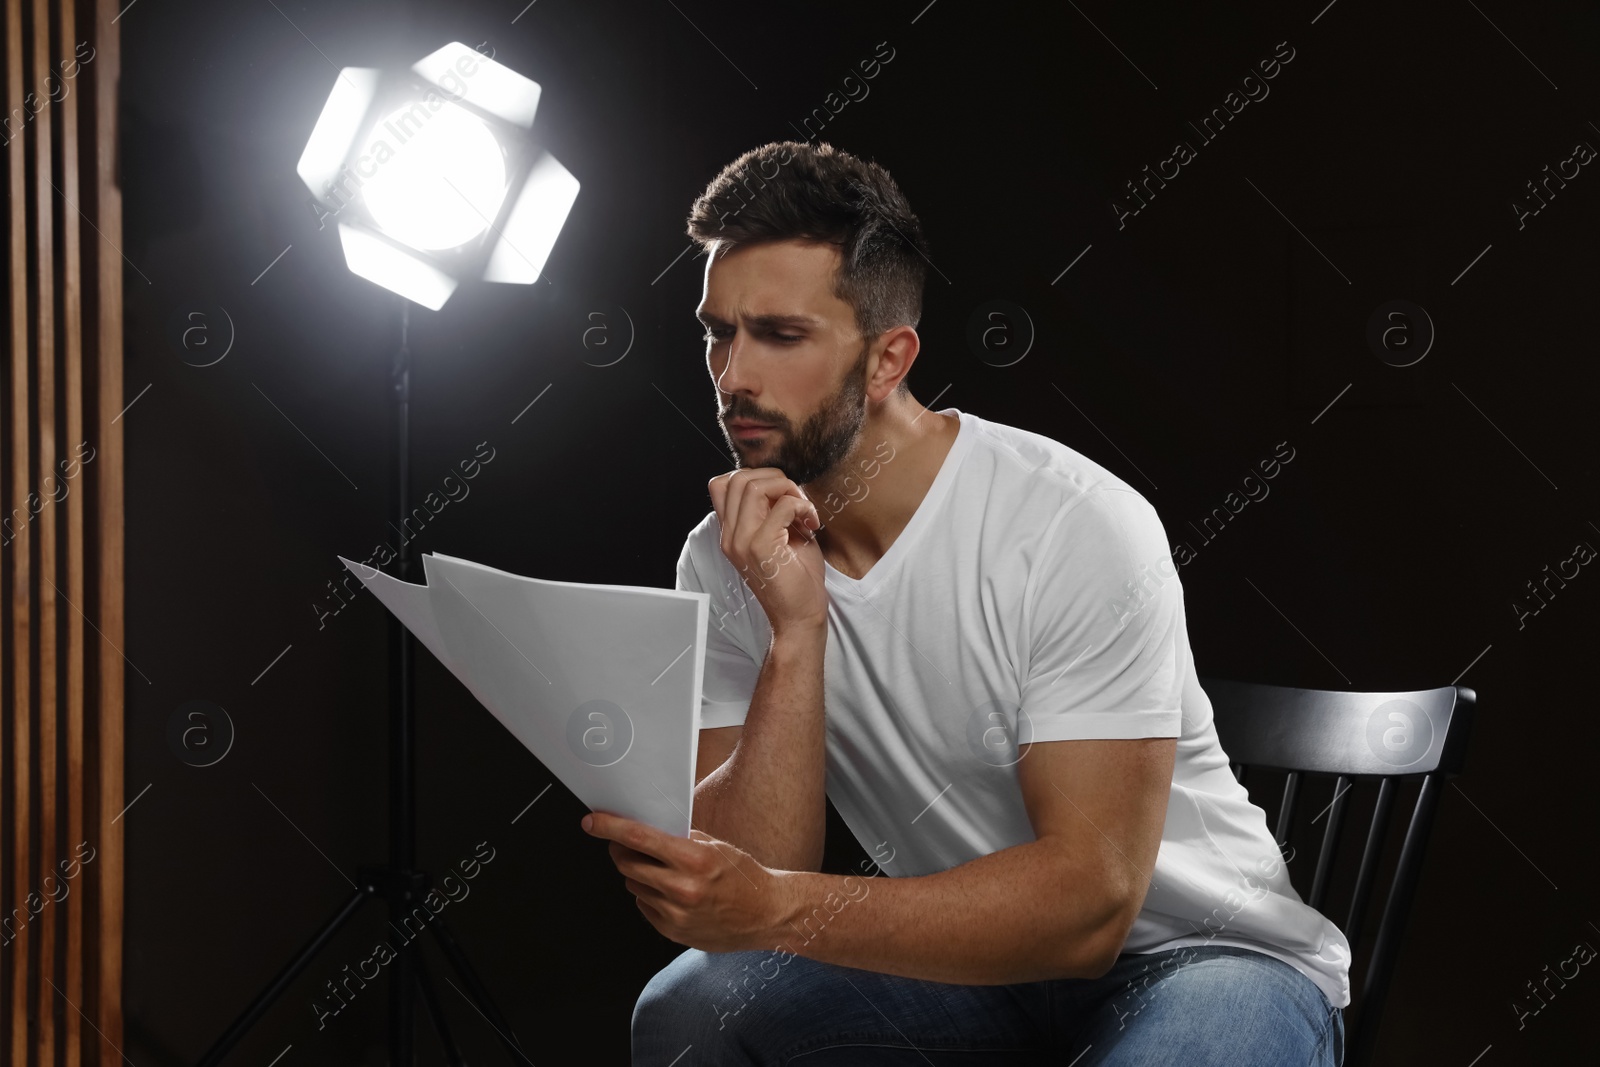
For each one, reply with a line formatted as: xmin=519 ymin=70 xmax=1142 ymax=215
xmin=1198 ymin=675 xmax=1478 ymax=1067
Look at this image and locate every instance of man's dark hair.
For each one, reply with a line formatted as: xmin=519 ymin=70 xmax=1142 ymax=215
xmin=686 ymin=141 xmax=931 ymax=397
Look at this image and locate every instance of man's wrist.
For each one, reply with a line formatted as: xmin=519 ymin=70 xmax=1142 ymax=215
xmin=769 ymin=620 xmax=827 ymax=650
xmin=761 ymin=868 xmax=816 ymax=950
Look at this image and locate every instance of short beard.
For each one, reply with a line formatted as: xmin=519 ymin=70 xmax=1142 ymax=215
xmin=733 ymin=340 xmax=869 ymax=487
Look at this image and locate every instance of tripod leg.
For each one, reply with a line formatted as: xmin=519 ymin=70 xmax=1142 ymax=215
xmin=414 ymin=952 xmax=467 ymax=1067
xmin=196 ymin=885 xmax=373 ymax=1067
xmin=391 ymin=920 xmax=417 ymax=1067
xmin=426 ymin=915 xmax=534 ymax=1066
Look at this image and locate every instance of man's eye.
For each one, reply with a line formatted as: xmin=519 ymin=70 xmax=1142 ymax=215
xmin=702 ymin=329 xmax=803 ymax=344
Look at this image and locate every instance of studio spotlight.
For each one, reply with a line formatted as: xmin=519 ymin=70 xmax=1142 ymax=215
xmin=196 ymin=42 xmax=578 ymax=1067
xmin=296 ymin=41 xmax=579 ymax=309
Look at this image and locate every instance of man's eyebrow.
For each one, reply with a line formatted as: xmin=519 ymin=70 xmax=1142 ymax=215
xmin=695 ymin=310 xmax=827 ymax=329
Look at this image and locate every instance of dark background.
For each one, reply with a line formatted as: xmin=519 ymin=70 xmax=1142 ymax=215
xmin=115 ymin=0 xmax=1595 ymax=1064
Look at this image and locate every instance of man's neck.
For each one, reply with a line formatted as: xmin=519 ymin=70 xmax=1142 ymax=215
xmin=805 ymin=401 xmax=960 ymax=579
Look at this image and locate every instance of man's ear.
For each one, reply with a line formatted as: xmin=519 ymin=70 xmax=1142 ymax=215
xmin=869 ymin=325 xmax=920 ymax=401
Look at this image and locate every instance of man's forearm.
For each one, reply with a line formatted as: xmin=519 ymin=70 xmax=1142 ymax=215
xmin=692 ymin=626 xmax=828 ymax=871
xmin=763 ymin=839 xmax=1132 ymax=986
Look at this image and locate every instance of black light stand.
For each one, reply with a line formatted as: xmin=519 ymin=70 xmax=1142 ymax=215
xmin=196 ymin=299 xmax=532 ymax=1067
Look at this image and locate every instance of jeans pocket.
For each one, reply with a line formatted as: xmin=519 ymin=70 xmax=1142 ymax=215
xmin=1321 ymin=1002 xmax=1345 ymax=1066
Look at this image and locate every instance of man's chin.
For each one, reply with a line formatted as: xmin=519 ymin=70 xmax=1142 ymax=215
xmin=733 ymin=433 xmax=780 ymax=453
xmin=731 ymin=442 xmax=779 ymax=469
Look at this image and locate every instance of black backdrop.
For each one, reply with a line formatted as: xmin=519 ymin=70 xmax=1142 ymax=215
xmin=116 ymin=1 xmax=1596 ymax=1064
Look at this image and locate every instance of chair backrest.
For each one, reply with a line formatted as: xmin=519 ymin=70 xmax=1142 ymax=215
xmin=1197 ymin=675 xmax=1478 ymax=1067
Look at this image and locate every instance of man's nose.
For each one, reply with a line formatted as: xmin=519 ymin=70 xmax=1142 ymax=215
xmin=715 ymin=331 xmax=752 ymax=395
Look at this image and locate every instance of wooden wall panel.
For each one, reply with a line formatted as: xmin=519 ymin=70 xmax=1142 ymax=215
xmin=1 ymin=0 xmax=122 ymax=1063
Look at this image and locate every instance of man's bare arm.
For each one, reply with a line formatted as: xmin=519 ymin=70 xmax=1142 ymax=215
xmin=586 ymin=734 xmax=1175 ymax=984
xmin=760 ymin=736 xmax=1176 ymax=985
xmin=691 ymin=467 xmax=829 ymax=871
xmin=690 ymin=624 xmax=828 ymax=872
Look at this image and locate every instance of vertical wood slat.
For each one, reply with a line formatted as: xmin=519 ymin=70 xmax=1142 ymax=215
xmin=2 ymin=0 xmax=120 ymax=1062
xmin=93 ymin=0 xmax=126 ymax=1059
xmin=7 ymin=0 xmax=35 ymax=1061
xmin=60 ymin=0 xmax=86 ymax=1060
xmin=34 ymin=0 xmax=61 ymax=1064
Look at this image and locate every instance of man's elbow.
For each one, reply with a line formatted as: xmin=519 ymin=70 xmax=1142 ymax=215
xmin=1076 ymin=927 xmax=1131 ymax=980
xmin=1061 ymin=889 xmax=1143 ymax=980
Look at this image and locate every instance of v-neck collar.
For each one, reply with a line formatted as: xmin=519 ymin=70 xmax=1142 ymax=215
xmin=823 ymin=408 xmax=973 ymax=598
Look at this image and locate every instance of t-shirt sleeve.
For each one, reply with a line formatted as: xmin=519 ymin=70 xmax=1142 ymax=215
xmin=1019 ymin=487 xmax=1185 ymax=742
xmin=676 ymin=530 xmax=764 ymax=730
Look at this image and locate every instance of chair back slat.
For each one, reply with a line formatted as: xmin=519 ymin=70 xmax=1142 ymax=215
xmin=1349 ymin=773 xmax=1448 ymax=1067
xmin=1309 ymin=774 xmax=1352 ymax=911
xmin=1274 ymin=772 xmax=1301 ymax=847
xmin=1343 ymin=777 xmax=1396 ymax=949
xmin=1198 ymin=676 xmax=1477 ymax=1067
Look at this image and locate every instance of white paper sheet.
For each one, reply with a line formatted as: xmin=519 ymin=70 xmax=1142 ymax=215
xmin=338 ymin=552 xmax=705 ymax=837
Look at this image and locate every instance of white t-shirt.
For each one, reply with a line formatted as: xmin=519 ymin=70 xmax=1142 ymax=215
xmin=675 ymin=407 xmax=1351 ymax=1009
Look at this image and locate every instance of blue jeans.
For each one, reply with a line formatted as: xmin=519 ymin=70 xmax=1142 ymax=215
xmin=633 ymin=944 xmax=1343 ymax=1065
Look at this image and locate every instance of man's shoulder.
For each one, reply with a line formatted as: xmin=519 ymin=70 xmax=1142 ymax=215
xmin=961 ymin=412 xmax=1150 ymax=532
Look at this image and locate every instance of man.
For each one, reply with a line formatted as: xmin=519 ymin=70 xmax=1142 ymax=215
xmin=582 ymin=140 xmax=1350 ymax=1065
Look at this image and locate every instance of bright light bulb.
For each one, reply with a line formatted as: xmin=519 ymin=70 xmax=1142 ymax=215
xmin=359 ymin=100 xmax=508 ymax=251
